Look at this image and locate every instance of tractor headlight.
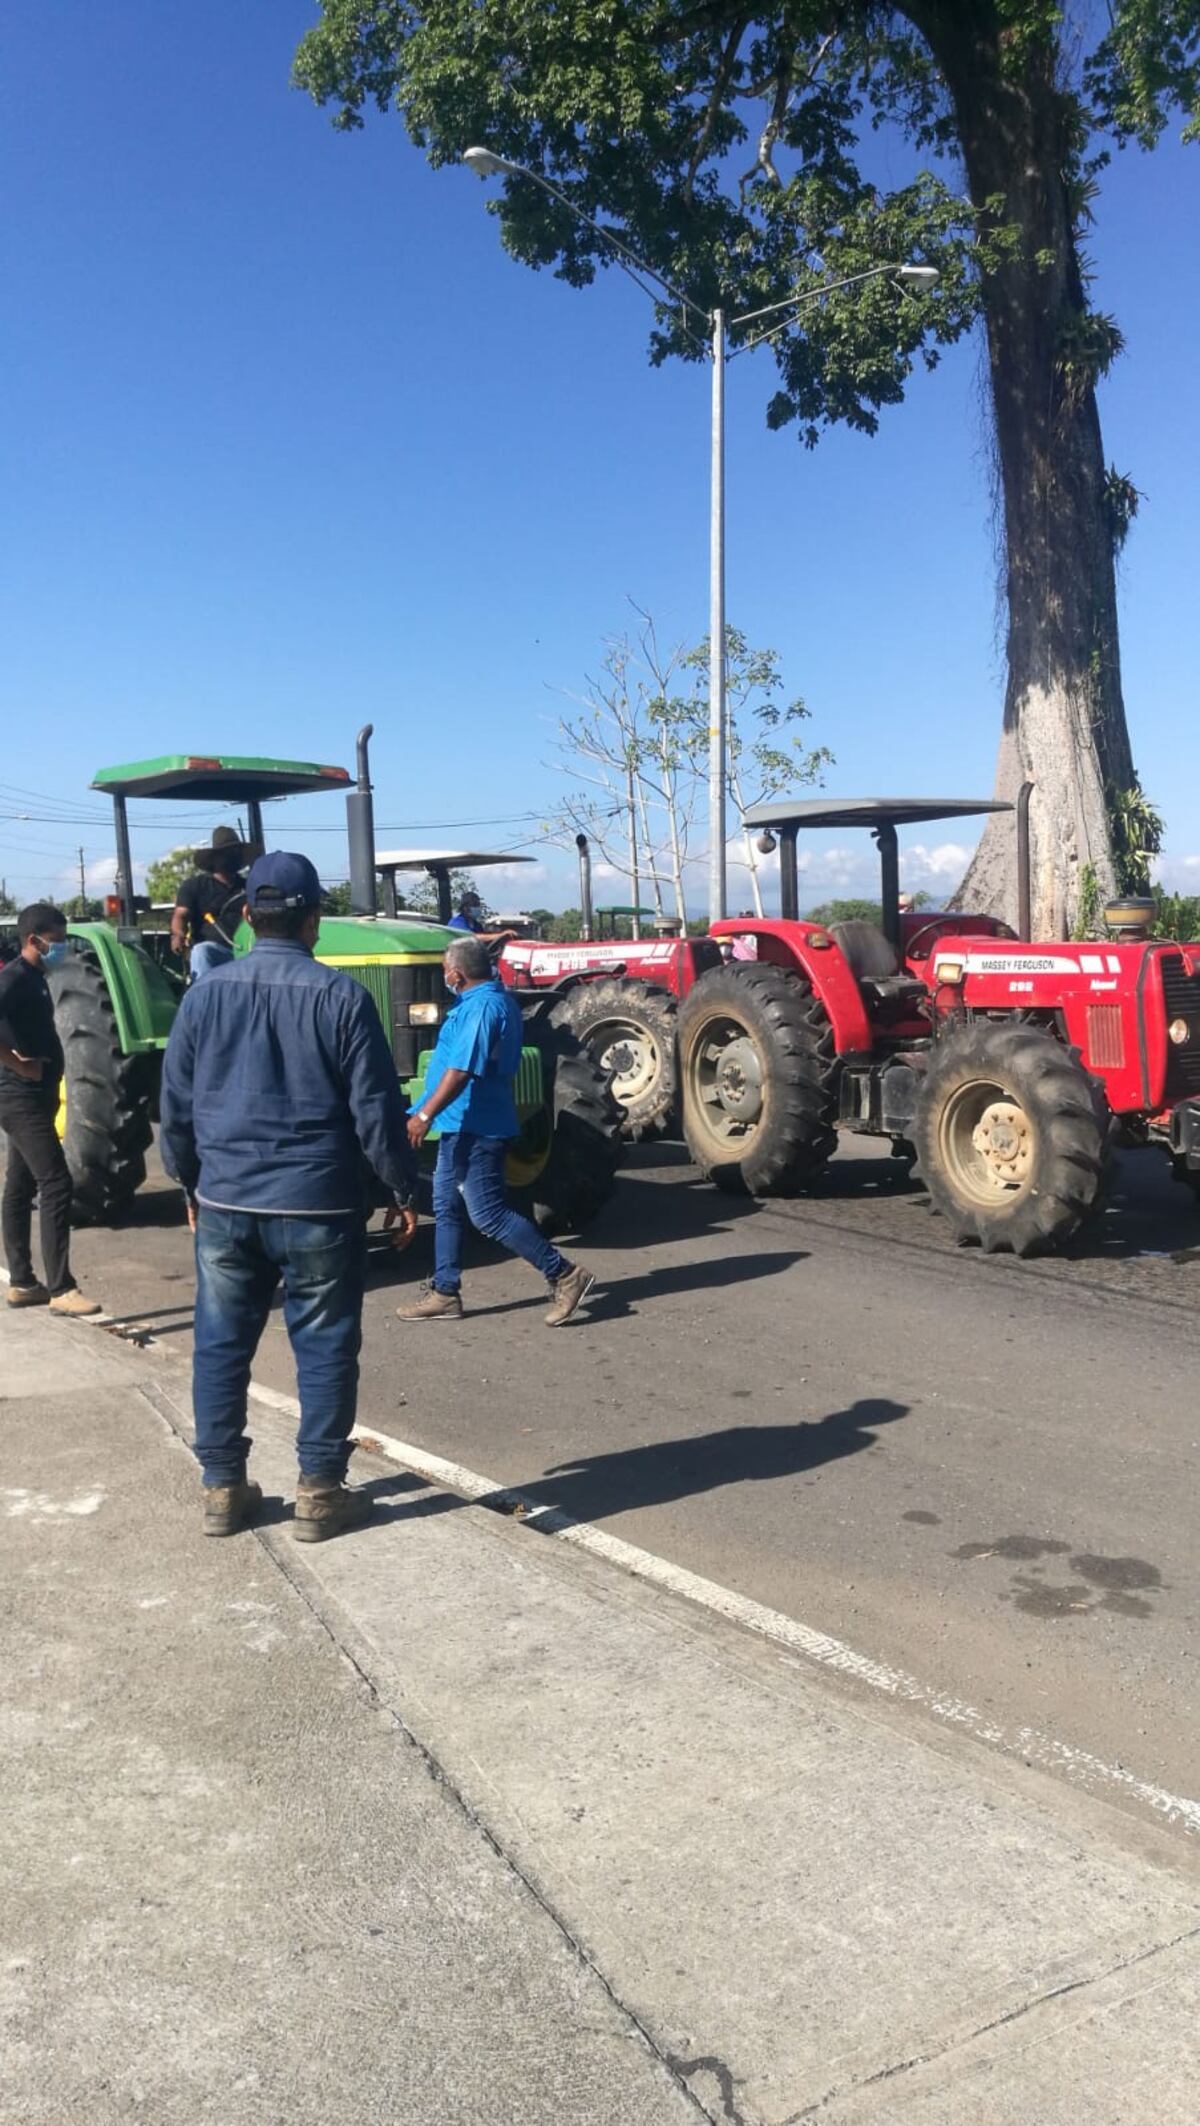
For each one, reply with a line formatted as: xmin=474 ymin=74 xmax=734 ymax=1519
xmin=935 ymin=959 xmax=964 ymax=986
xmin=406 ymin=1002 xmax=441 ymax=1026
xmin=1168 ymin=1016 xmax=1191 ymax=1046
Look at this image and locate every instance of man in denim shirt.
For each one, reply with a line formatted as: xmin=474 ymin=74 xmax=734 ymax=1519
xmin=160 ymin=852 xmax=418 ymax=1541
xmin=397 ymin=935 xmax=594 ymax=1327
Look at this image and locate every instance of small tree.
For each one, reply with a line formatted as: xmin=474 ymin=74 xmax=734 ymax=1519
xmin=680 ymin=630 xmax=832 ymax=916
xmin=549 ymin=633 xmax=665 ymax=927
xmin=551 ymin=611 xmax=830 ymax=922
xmin=62 ymin=894 xmax=104 ymax=921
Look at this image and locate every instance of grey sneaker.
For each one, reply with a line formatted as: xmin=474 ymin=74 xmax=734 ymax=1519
xmin=5 ymin=1282 xmax=49 ymax=1308
xmin=293 ymin=1478 xmax=373 ymax=1544
xmin=48 ymin=1288 xmax=103 ymax=1318
xmin=203 ymin=1478 xmax=263 ymax=1538
xmin=545 ymin=1264 xmax=596 ymax=1327
xmin=395 ymin=1282 xmax=464 ymax=1322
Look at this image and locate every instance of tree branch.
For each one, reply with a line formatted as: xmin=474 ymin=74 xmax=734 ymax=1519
xmin=685 ymin=15 xmax=750 ymax=200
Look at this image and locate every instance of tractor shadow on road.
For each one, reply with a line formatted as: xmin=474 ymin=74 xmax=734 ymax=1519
xmin=508 ymin=1397 xmax=910 ymax=1529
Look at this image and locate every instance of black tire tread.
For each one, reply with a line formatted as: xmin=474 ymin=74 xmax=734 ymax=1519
xmin=48 ymin=951 xmax=154 ymax=1224
xmin=912 ymin=1022 xmax=1106 ymax=1257
xmin=554 ymin=978 xmax=678 ymax=1141
xmin=510 ymin=1006 xmax=623 ymax=1236
xmin=677 ymin=962 xmax=837 ymax=1196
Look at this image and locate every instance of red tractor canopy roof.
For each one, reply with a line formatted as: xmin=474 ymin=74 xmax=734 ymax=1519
xmin=741 ymin=797 xmax=1012 ymax=833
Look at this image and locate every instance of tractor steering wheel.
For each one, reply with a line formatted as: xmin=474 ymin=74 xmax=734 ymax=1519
xmin=904 ymin=918 xmax=960 ymax=961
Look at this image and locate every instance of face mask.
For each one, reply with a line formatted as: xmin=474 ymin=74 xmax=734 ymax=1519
xmin=444 ymin=975 xmax=460 ymax=997
xmin=37 ymin=939 xmax=69 ymax=967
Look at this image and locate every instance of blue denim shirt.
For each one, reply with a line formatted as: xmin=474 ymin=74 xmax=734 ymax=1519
xmin=160 ymin=938 xmax=417 ymax=1215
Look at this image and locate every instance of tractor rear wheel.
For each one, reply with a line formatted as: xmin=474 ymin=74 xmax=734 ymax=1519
xmin=553 ymin=978 xmax=677 ymax=1140
xmin=913 ymin=1022 xmax=1106 ymax=1256
xmin=505 ymin=1006 xmax=623 ymax=1235
xmin=677 ymin=963 xmax=837 ymax=1194
xmin=48 ymin=950 xmax=154 ymax=1224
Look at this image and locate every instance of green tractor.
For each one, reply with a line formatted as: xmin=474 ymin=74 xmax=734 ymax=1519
xmin=54 ymin=729 xmax=621 ymax=1231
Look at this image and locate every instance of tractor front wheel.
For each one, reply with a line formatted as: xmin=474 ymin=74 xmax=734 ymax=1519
xmin=553 ymin=978 xmax=677 ymax=1140
xmin=914 ymin=1022 xmax=1106 ymax=1256
xmin=506 ymin=1006 xmax=623 ymax=1235
xmin=677 ymin=963 xmax=837 ymax=1194
xmin=48 ymin=950 xmax=154 ymax=1224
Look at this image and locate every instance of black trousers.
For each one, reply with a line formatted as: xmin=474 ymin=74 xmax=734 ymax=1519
xmin=0 ymin=1081 xmax=75 ymax=1295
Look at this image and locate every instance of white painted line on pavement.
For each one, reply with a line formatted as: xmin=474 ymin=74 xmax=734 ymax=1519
xmin=242 ymin=1378 xmax=1200 ymax=1839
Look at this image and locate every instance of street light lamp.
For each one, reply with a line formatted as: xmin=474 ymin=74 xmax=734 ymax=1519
xmin=463 ymin=147 xmax=937 ymax=920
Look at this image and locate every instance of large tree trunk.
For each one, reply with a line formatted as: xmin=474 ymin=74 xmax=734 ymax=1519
xmin=908 ymin=3 xmax=1135 ymax=936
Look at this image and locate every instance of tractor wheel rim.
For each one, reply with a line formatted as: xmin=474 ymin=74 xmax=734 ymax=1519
xmin=689 ymin=1018 xmax=765 ymax=1143
xmin=939 ymin=1080 xmax=1035 ymax=1205
xmin=591 ymin=1018 xmax=660 ymax=1103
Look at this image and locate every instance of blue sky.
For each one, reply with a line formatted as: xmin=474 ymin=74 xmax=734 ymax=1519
xmin=2 ymin=3 xmax=1198 ymax=915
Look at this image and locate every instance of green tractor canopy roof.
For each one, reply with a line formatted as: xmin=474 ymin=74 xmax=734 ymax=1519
xmin=92 ymin=755 xmax=351 ymax=802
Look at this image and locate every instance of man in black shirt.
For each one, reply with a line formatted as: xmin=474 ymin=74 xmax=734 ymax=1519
xmin=0 ymin=903 xmax=100 ymax=1315
xmin=170 ymin=826 xmax=254 ymax=981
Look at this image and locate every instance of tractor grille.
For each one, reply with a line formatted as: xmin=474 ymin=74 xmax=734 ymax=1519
xmin=342 ymin=960 xmax=446 ymax=1081
xmin=1086 ymin=1005 xmax=1124 ymax=1070
xmin=1159 ymin=953 xmax=1200 ymax=1100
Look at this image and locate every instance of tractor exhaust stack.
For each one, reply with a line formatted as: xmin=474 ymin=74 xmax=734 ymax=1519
xmin=1016 ymin=780 xmax=1033 ymax=938
xmin=576 ymin=833 xmax=594 ymax=942
xmin=347 ymin=724 xmax=377 ymax=917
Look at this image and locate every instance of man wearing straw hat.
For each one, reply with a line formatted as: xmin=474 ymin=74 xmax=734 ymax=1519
xmin=169 ymin=825 xmax=256 ymax=981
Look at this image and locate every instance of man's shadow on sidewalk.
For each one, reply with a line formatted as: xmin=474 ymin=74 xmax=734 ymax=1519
xmin=362 ymin=1398 xmax=909 ymax=1533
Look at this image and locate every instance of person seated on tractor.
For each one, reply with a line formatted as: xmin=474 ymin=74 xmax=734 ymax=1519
xmin=397 ymin=935 xmax=596 ymax=1328
xmin=0 ymin=903 xmax=101 ymax=1317
xmin=170 ymin=825 xmax=256 ymax=981
xmin=448 ymin=888 xmax=518 ymax=948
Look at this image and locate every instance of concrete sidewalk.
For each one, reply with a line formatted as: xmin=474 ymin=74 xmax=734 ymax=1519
xmin=4 ymin=1309 xmax=1199 ymax=2124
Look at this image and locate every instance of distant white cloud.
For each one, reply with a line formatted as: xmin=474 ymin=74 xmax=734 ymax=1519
xmin=1153 ymin=855 xmax=1200 ymax=891
xmin=901 ymin=841 xmax=972 ymax=885
xmin=56 ymin=854 xmax=146 ymax=894
xmin=484 ymin=860 xmax=548 ymax=886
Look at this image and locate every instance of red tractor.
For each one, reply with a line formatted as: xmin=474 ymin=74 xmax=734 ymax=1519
xmin=674 ymin=791 xmax=1200 ymax=1256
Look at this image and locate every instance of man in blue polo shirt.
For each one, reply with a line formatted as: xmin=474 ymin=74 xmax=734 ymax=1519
xmin=397 ymin=935 xmax=594 ymax=1327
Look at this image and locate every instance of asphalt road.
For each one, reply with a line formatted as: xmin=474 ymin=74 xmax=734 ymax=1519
xmin=55 ymin=1131 xmax=1200 ymax=1820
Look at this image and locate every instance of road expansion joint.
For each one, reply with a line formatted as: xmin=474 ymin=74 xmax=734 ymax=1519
xmin=783 ymin=1919 xmax=1200 ymax=2119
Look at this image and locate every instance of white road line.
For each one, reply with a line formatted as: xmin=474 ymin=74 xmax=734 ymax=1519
xmin=240 ymin=1380 xmax=1200 ymax=1839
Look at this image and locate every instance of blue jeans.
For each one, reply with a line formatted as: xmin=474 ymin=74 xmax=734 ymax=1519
xmin=432 ymin=1133 xmax=567 ymax=1295
xmin=189 ymin=940 xmax=234 ymax=980
xmin=192 ymin=1207 xmax=366 ymax=1486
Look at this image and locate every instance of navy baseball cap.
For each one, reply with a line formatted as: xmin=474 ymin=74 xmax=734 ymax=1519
xmin=245 ymin=851 xmax=323 ymax=910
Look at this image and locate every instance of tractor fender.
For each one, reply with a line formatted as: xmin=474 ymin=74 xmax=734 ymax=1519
xmin=708 ymin=919 xmax=872 ymax=1053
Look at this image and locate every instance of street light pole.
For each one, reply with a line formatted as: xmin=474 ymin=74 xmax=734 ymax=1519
xmin=461 ymin=150 xmax=937 ymax=929
xmin=708 ymin=306 xmax=726 ymax=925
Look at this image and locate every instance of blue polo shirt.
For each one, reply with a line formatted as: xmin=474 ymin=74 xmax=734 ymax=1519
xmin=423 ymin=978 xmax=523 ymax=1138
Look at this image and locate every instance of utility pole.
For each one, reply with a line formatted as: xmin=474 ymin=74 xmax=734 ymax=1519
xmin=708 ymin=304 xmax=727 ymax=926
xmin=78 ymin=846 xmax=87 ymax=906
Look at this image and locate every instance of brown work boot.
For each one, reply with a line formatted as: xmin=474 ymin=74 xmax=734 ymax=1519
xmin=545 ymin=1263 xmax=596 ymax=1327
xmin=395 ymin=1282 xmax=464 ymax=1322
xmin=5 ymin=1282 xmax=49 ymax=1308
xmin=293 ymin=1477 xmax=373 ymax=1544
xmin=48 ymin=1288 xmax=103 ymax=1318
xmin=202 ymin=1478 xmax=263 ymax=1538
